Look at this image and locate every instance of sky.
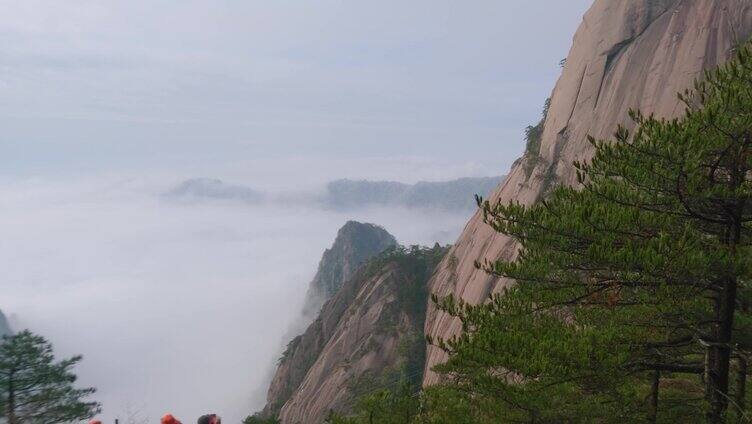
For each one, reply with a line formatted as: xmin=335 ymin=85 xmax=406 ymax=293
xmin=0 ymin=1 xmax=594 ymax=421
xmin=0 ymin=0 xmax=592 ymax=180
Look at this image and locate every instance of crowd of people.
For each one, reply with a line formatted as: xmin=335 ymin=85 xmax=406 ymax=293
xmin=89 ymin=412 xmax=221 ymax=424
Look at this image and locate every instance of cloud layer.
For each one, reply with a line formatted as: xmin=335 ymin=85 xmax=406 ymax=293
xmin=0 ymin=175 xmax=474 ymax=421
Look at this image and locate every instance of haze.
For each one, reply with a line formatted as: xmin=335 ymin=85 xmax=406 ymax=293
xmin=0 ymin=1 xmax=592 ymax=422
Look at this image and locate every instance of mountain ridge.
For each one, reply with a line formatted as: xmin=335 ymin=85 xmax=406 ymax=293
xmin=165 ymin=176 xmax=504 ymax=211
xmin=260 ymin=221 xmax=397 ymax=419
xmin=271 ymin=245 xmax=446 ymax=423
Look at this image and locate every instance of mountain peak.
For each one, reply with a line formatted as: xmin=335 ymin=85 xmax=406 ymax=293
xmin=303 ymin=221 xmax=397 ymax=315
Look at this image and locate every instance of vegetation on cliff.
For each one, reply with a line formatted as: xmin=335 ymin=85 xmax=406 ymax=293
xmin=338 ymin=43 xmax=752 ymax=424
xmin=252 ymin=244 xmax=447 ymax=423
xmin=433 ymin=43 xmax=752 ymax=423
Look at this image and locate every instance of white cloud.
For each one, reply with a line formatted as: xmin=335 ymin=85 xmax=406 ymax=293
xmin=0 ymin=173 xmax=475 ymax=421
xmin=0 ymin=1 xmax=594 ymax=420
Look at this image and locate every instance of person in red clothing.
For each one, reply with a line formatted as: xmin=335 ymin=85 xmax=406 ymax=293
xmin=89 ymin=421 xmax=102 ymax=424
xmin=161 ymin=413 xmax=183 ymax=424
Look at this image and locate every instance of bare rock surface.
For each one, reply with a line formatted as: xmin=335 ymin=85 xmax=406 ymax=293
xmin=261 ymin=221 xmax=396 ymax=418
xmin=302 ymin=221 xmax=397 ymax=317
xmin=423 ymin=0 xmax=752 ymax=386
xmin=277 ymin=246 xmax=445 ymax=423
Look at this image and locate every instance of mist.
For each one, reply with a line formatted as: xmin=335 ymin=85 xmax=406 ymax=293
xmin=0 ymin=166 xmax=477 ymax=422
xmin=0 ymin=0 xmax=595 ymax=420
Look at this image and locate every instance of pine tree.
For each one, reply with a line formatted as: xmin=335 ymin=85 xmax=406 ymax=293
xmin=430 ymin=44 xmax=752 ymax=423
xmin=0 ymin=330 xmax=100 ymax=424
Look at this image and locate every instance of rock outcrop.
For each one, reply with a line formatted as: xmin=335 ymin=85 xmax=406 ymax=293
xmin=302 ymin=221 xmax=397 ymax=317
xmin=423 ymin=0 xmax=752 ymax=386
xmin=261 ymin=221 xmax=397 ymax=419
xmin=275 ymin=245 xmax=446 ymax=424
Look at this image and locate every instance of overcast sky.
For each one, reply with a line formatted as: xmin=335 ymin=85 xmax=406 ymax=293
xmin=0 ymin=2 xmax=601 ymax=420
xmin=0 ymin=0 xmax=592 ymax=180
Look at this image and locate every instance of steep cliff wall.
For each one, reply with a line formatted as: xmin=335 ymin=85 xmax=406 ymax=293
xmin=277 ymin=246 xmax=445 ymax=424
xmin=423 ymin=0 xmax=752 ymax=386
xmin=261 ymin=221 xmax=396 ymax=418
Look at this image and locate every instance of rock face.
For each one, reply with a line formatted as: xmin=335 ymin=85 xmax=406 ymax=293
xmin=261 ymin=221 xmax=397 ymax=418
xmin=275 ymin=246 xmax=446 ymax=424
xmin=302 ymin=221 xmax=398 ymax=317
xmin=423 ymin=0 xmax=752 ymax=386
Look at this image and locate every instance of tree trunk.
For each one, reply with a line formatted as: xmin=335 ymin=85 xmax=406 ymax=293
xmin=736 ymin=356 xmax=747 ymax=423
xmin=707 ymin=283 xmax=739 ymax=423
xmin=648 ymin=370 xmax=660 ymax=423
xmin=7 ymin=371 xmax=17 ymax=424
xmin=707 ymin=216 xmax=742 ymax=424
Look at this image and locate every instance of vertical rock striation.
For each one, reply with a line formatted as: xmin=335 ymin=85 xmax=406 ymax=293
xmin=423 ymin=0 xmax=752 ymax=386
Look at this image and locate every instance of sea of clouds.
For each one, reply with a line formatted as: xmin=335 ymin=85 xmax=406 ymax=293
xmin=0 ymin=169 xmax=481 ymax=422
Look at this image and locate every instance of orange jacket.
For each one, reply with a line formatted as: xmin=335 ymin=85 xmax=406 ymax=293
xmin=161 ymin=414 xmax=182 ymax=424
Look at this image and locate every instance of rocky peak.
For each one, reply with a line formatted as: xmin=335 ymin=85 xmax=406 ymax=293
xmin=274 ymin=245 xmax=447 ymax=423
xmin=302 ymin=221 xmax=397 ymax=317
xmin=258 ymin=221 xmax=396 ymax=419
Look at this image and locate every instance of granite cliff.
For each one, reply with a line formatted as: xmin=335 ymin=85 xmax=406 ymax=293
xmin=254 ymin=0 xmax=752 ymax=419
xmin=423 ymin=0 xmax=752 ymax=385
xmin=260 ymin=221 xmax=397 ymax=419
xmin=301 ymin=221 xmax=397 ymax=317
xmin=276 ymin=246 xmax=445 ymax=423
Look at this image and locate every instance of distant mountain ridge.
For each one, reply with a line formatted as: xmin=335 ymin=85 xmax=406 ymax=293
xmin=325 ymin=176 xmax=503 ymax=211
xmin=165 ymin=178 xmax=265 ymax=202
xmin=165 ymin=176 xmax=504 ymax=211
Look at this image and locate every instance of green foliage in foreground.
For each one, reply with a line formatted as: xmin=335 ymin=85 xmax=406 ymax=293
xmin=0 ymin=330 xmax=100 ymax=424
xmin=430 ymin=43 xmax=752 ymax=423
xmin=341 ymin=44 xmax=752 ymax=423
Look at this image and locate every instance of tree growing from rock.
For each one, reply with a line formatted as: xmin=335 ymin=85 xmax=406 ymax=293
xmin=430 ymin=44 xmax=752 ymax=423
